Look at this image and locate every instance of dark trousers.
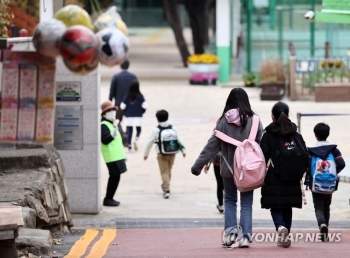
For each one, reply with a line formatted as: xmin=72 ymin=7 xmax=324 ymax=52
xmin=213 ymin=164 xmax=224 ymax=206
xmin=105 ymin=162 xmax=121 ymax=200
xmin=312 ymin=192 xmax=332 ymax=227
xmin=270 ymin=208 xmax=293 ymax=233
xmin=126 ymin=126 xmax=141 ymax=146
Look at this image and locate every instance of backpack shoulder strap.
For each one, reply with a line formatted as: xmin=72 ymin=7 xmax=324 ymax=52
xmin=213 ymin=130 xmax=241 ymax=147
xmin=248 ymin=115 xmax=259 ymax=141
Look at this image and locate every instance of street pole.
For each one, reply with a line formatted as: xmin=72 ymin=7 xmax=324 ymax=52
xmin=269 ymin=0 xmax=276 ymax=30
xmin=289 ymin=0 xmax=293 ymax=29
xmin=246 ymin=0 xmax=253 ymax=72
xmin=310 ymin=0 xmax=315 ymax=56
xmin=216 ymin=0 xmax=231 ymax=83
xmin=278 ymin=8 xmax=283 ymax=61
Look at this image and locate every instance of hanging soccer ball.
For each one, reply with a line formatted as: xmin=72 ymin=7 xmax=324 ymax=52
xmin=95 ymin=28 xmax=130 ymax=67
xmin=32 ymin=18 xmax=66 ymax=58
xmin=54 ymin=4 xmax=94 ymax=31
xmin=63 ymin=55 xmax=99 ymax=76
xmin=59 ymin=25 xmax=97 ymax=66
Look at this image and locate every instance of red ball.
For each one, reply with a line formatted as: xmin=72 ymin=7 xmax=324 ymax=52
xmin=59 ymin=25 xmax=97 ymax=65
xmin=321 ymin=161 xmax=327 ymax=168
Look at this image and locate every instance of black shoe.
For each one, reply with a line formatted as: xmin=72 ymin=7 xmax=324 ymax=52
xmin=320 ymin=224 xmax=328 ymax=242
xmin=103 ymin=198 xmax=120 ymax=207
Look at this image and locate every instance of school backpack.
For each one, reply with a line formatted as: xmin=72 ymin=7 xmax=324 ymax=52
xmin=310 ymin=152 xmax=338 ymax=194
xmin=213 ymin=115 xmax=266 ymax=192
xmin=157 ymin=125 xmax=179 ymax=155
xmin=273 ymin=133 xmax=308 ymax=181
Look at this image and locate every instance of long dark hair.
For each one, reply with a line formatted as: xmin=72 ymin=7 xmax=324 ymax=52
xmin=127 ymin=80 xmax=142 ymax=102
xmin=217 ymin=88 xmax=254 ymax=129
xmin=271 ymin=102 xmax=293 ymax=135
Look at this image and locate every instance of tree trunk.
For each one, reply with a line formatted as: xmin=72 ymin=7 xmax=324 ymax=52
xmin=162 ymin=0 xmax=191 ymax=67
xmin=184 ymin=0 xmax=210 ymax=54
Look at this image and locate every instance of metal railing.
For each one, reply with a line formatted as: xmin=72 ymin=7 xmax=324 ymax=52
xmin=297 ymin=113 xmax=350 ymax=133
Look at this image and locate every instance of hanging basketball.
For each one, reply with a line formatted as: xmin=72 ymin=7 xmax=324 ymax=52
xmin=95 ymin=27 xmax=130 ymax=67
xmin=32 ymin=18 xmax=67 ymax=58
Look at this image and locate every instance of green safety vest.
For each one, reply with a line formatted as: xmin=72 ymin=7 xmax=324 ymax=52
xmin=101 ymin=121 xmax=125 ymax=163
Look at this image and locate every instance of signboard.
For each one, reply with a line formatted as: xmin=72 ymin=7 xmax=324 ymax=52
xmin=56 ymin=81 xmax=81 ymax=101
xmin=54 ymin=106 xmax=83 ymax=150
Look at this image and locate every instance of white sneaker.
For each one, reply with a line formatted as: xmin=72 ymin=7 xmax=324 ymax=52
xmin=277 ymin=226 xmax=290 ymax=248
xmin=216 ymin=204 xmax=224 ymax=213
xmin=221 ymin=226 xmax=240 ymax=248
xmin=163 ymin=191 xmax=170 ymax=199
xmin=133 ymin=141 xmax=138 ymax=151
xmin=238 ymin=237 xmax=250 ymax=248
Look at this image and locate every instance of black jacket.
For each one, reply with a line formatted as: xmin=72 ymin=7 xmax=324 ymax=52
xmin=109 ymin=70 xmax=138 ymax=106
xmin=260 ymin=123 xmax=307 ymax=209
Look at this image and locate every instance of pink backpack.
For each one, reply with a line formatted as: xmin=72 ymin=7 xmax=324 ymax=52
xmin=213 ymin=115 xmax=266 ymax=192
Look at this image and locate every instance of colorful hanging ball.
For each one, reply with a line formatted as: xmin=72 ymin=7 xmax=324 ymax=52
xmin=54 ymin=4 xmax=94 ymax=31
xmin=94 ymin=14 xmax=128 ymax=36
xmin=59 ymin=25 xmax=97 ymax=67
xmin=63 ymin=55 xmax=99 ymax=76
xmin=32 ymin=18 xmax=67 ymax=58
xmin=95 ymin=27 xmax=130 ymax=67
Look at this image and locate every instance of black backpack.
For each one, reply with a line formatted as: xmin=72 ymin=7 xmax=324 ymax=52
xmin=273 ymin=133 xmax=309 ymax=181
xmin=157 ymin=125 xmax=179 ymax=155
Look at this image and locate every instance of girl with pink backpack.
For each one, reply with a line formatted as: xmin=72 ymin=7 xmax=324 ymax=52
xmin=191 ymin=88 xmax=263 ymax=248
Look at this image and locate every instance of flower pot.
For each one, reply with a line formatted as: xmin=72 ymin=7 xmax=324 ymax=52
xmin=244 ymin=82 xmax=256 ymax=87
xmin=260 ymin=83 xmax=285 ymax=100
xmin=188 ymin=64 xmax=219 ymax=74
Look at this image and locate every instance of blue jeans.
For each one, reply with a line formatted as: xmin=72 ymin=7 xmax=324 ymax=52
xmin=270 ymin=208 xmax=292 ymax=233
xmin=223 ymin=177 xmax=254 ymax=240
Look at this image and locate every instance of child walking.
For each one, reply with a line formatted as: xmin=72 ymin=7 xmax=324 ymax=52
xmin=144 ymin=110 xmax=186 ymax=199
xmin=204 ymin=152 xmax=224 ymax=213
xmin=260 ymin=102 xmax=308 ymax=248
xmin=306 ymin=122 xmax=345 ymax=241
xmin=120 ymin=80 xmax=147 ymax=152
xmin=191 ymin=88 xmax=264 ymax=248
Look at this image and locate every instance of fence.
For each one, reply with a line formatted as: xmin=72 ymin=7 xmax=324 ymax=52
xmin=297 ymin=113 xmax=350 ymax=133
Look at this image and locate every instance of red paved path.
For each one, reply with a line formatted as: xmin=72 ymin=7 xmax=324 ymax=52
xmin=106 ymin=228 xmax=350 ymax=257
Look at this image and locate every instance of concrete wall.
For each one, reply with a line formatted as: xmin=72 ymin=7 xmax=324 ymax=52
xmin=55 ymin=59 xmax=101 ymax=214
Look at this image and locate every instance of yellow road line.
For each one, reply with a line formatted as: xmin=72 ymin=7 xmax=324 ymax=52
xmin=144 ymin=28 xmax=169 ymax=44
xmin=85 ymin=229 xmax=117 ymax=258
xmin=64 ymin=229 xmax=99 ymax=258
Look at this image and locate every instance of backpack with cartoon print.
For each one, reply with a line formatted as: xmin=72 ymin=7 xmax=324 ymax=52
xmin=310 ymin=153 xmax=337 ymax=194
xmin=273 ymin=133 xmax=309 ymax=181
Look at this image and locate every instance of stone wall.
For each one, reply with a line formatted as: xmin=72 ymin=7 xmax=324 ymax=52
xmin=0 ymin=144 xmax=73 ymax=233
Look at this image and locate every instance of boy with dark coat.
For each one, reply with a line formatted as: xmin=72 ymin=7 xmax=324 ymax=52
xmin=306 ymin=123 xmax=345 ymax=241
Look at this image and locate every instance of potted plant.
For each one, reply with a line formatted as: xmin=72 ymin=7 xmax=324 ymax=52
xmin=259 ymin=58 xmax=286 ymax=100
xmin=187 ymin=53 xmax=220 ymax=85
xmin=242 ymin=72 xmax=258 ymax=87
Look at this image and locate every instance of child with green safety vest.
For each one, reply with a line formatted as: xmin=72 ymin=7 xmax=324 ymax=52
xmin=100 ymin=100 xmax=127 ymax=207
